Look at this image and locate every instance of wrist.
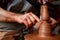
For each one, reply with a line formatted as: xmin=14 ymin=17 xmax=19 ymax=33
xmin=14 ymin=14 xmax=23 ymax=23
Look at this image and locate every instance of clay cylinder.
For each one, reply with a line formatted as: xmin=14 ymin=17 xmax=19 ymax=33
xmin=40 ymin=5 xmax=50 ymax=21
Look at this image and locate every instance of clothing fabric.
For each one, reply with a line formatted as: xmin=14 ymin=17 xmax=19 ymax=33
xmin=7 ymin=0 xmax=32 ymax=13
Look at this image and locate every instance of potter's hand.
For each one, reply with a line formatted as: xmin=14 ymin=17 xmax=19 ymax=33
xmin=48 ymin=18 xmax=57 ymax=27
xmin=38 ymin=0 xmax=48 ymax=4
xmin=15 ymin=12 xmax=40 ymax=28
xmin=33 ymin=17 xmax=57 ymax=29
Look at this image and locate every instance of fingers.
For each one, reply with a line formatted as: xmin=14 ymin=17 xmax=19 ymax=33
xmin=29 ymin=12 xmax=40 ymax=22
xmin=38 ymin=0 xmax=47 ymax=4
xmin=42 ymin=0 xmax=47 ymax=4
xmin=38 ymin=0 xmax=42 ymax=3
xmin=26 ymin=16 xmax=32 ymax=27
xmin=28 ymin=14 xmax=36 ymax=24
xmin=22 ymin=12 xmax=40 ymax=28
xmin=49 ymin=18 xmax=57 ymax=26
xmin=22 ymin=19 xmax=28 ymax=28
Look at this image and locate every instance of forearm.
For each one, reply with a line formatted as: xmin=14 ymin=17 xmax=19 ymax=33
xmin=0 ymin=15 xmax=16 ymax=22
xmin=0 ymin=8 xmax=20 ymax=22
xmin=0 ymin=8 xmax=18 ymax=18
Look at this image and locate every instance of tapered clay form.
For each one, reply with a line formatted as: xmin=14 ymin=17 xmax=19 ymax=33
xmin=24 ymin=4 xmax=60 ymax=40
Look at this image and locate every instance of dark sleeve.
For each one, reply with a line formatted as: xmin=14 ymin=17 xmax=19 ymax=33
xmin=0 ymin=0 xmax=10 ymax=9
xmin=27 ymin=0 xmax=42 ymax=10
xmin=26 ymin=0 xmax=42 ymax=17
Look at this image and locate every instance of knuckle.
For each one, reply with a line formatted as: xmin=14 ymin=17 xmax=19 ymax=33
xmin=24 ymin=15 xmax=28 ymax=19
xmin=29 ymin=12 xmax=33 ymax=15
xmin=23 ymin=17 xmax=26 ymax=20
xmin=28 ymin=13 xmax=31 ymax=15
xmin=26 ymin=14 xmax=30 ymax=16
xmin=29 ymin=22 xmax=32 ymax=25
xmin=32 ymin=19 xmax=35 ymax=21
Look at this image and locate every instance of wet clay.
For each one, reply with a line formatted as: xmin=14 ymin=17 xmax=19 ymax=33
xmin=24 ymin=4 xmax=60 ymax=40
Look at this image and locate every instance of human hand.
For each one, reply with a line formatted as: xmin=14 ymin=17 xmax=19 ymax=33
xmin=33 ymin=17 xmax=57 ymax=29
xmin=38 ymin=0 xmax=48 ymax=4
xmin=15 ymin=12 xmax=40 ymax=28
xmin=48 ymin=17 xmax=57 ymax=27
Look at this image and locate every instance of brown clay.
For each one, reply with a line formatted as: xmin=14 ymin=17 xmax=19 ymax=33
xmin=24 ymin=3 xmax=60 ymax=40
xmin=40 ymin=5 xmax=50 ymax=21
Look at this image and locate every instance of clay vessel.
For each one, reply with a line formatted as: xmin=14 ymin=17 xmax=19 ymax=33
xmin=24 ymin=4 xmax=60 ymax=40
